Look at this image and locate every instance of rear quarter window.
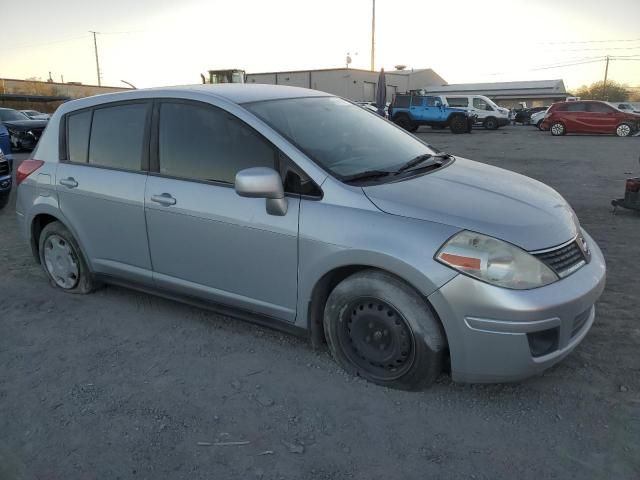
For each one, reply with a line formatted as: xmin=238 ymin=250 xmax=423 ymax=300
xmin=393 ymin=95 xmax=411 ymax=108
xmin=67 ymin=110 xmax=92 ymax=163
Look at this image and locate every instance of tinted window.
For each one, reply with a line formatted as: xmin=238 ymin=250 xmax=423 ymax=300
xmin=447 ymin=97 xmax=468 ymax=107
xmin=67 ymin=110 xmax=92 ymax=163
xmin=89 ymin=103 xmax=147 ymax=170
xmin=567 ymin=103 xmax=587 ymax=112
xmin=587 ymin=102 xmax=614 ymax=113
xmin=411 ymin=96 xmax=423 ymax=107
xmin=159 ymin=102 xmax=277 ymax=184
xmin=394 ymin=95 xmax=410 ymax=108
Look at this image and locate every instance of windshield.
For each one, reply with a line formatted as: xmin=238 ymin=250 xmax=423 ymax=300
xmin=0 ymin=109 xmax=29 ymax=121
xmin=245 ymin=97 xmax=435 ymax=179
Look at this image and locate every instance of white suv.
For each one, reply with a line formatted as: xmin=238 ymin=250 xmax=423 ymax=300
xmin=439 ymin=95 xmax=510 ymax=130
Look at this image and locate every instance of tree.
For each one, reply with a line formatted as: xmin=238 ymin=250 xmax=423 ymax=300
xmin=573 ymin=80 xmax=629 ymax=102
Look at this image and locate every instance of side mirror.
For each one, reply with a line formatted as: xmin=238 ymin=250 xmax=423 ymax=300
xmin=235 ymin=167 xmax=288 ymax=216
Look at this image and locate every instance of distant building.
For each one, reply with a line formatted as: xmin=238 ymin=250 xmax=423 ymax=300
xmin=246 ymin=67 xmax=446 ymax=103
xmin=422 ymin=80 xmax=568 ymax=108
xmin=0 ymin=78 xmax=129 ymax=112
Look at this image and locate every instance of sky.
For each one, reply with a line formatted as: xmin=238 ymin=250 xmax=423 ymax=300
xmin=1 ymin=0 xmax=639 ymax=92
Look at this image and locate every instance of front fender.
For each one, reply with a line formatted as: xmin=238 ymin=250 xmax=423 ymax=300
xmin=295 ymin=198 xmax=461 ymax=329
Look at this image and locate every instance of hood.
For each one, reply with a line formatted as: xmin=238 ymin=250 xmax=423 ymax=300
xmin=3 ymin=119 xmax=48 ymax=130
xmin=363 ymin=157 xmax=578 ymax=251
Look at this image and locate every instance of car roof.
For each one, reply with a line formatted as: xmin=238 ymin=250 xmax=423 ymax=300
xmin=55 ymin=84 xmax=333 ymax=116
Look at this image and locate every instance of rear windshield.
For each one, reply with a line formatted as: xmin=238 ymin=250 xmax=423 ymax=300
xmin=245 ymin=96 xmax=435 ymax=179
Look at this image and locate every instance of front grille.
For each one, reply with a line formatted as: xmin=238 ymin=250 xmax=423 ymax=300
xmin=0 ymin=157 xmax=9 ymax=176
xmin=571 ymin=308 xmax=591 ymax=338
xmin=533 ymin=240 xmax=586 ymax=278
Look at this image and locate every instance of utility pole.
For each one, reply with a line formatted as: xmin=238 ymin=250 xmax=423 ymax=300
xmin=371 ymin=0 xmax=376 ymax=71
xmin=89 ymin=31 xmax=101 ymax=86
xmin=602 ymin=55 xmax=610 ymax=100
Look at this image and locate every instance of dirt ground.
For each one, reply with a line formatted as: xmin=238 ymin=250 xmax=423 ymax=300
xmin=1 ymin=126 xmax=639 ymax=480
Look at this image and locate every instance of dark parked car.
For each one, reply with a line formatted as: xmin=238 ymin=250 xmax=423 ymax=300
xmin=0 ymin=108 xmax=48 ymax=151
xmin=541 ymin=100 xmax=640 ymax=137
xmin=514 ymin=106 xmax=548 ymax=124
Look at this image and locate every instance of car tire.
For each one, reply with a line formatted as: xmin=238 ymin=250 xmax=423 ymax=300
xmin=409 ymin=124 xmax=419 ymax=133
xmin=536 ymin=120 xmax=543 ymax=130
xmin=38 ymin=221 xmax=96 ymax=294
xmin=323 ymin=270 xmax=446 ymax=390
xmin=615 ymin=123 xmax=633 ymax=137
xmin=393 ymin=115 xmax=415 ymax=132
xmin=483 ymin=117 xmax=498 ymax=130
xmin=449 ymin=116 xmax=467 ymax=134
xmin=550 ymin=121 xmax=566 ymax=136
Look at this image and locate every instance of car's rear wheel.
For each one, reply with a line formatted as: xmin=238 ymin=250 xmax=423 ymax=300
xmin=483 ymin=117 xmax=498 ymax=130
xmin=38 ymin=221 xmax=95 ymax=294
xmin=449 ymin=116 xmax=467 ymax=134
xmin=615 ymin=123 xmax=633 ymax=137
xmin=536 ymin=120 xmax=544 ymax=130
xmin=323 ymin=270 xmax=446 ymax=390
xmin=393 ymin=115 xmax=415 ymax=132
xmin=550 ymin=121 xmax=566 ymax=136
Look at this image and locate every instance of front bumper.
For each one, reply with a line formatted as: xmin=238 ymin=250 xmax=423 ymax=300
xmin=428 ymin=230 xmax=606 ymax=383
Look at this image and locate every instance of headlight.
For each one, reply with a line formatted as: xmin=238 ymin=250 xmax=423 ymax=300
xmin=436 ymin=231 xmax=558 ymax=289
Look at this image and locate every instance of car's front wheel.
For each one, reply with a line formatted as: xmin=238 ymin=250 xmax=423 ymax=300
xmin=38 ymin=221 xmax=96 ymax=294
xmin=323 ymin=270 xmax=446 ymax=390
xmin=483 ymin=117 xmax=498 ymax=130
xmin=550 ymin=121 xmax=566 ymax=136
xmin=615 ymin=123 xmax=633 ymax=137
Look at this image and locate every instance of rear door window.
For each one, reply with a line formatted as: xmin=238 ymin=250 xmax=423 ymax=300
xmin=67 ymin=110 xmax=92 ymax=163
xmin=446 ymin=97 xmax=469 ymax=107
xmin=158 ymin=101 xmax=277 ymax=184
xmin=89 ymin=103 xmax=148 ymax=170
xmin=566 ymin=103 xmax=587 ymax=112
xmin=393 ymin=95 xmax=410 ymax=108
xmin=587 ymin=102 xmax=614 ymax=113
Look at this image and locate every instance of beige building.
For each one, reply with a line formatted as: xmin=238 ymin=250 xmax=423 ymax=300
xmin=0 ymin=78 xmax=129 ymax=112
xmin=246 ymin=68 xmax=446 ymax=102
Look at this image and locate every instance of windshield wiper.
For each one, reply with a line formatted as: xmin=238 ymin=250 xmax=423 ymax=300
xmin=341 ymin=170 xmax=395 ymax=183
xmin=395 ymin=152 xmax=452 ymax=174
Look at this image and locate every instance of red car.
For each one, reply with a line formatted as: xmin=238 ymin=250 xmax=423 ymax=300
xmin=541 ymin=100 xmax=640 ymax=137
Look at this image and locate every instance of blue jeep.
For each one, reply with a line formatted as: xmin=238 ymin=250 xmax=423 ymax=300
xmin=389 ymin=94 xmax=475 ymax=133
xmin=0 ymin=122 xmax=13 ymax=209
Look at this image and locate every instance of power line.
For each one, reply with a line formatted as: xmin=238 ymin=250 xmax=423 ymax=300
xmin=536 ymin=37 xmax=640 ymax=45
xmin=3 ymin=34 xmax=88 ymax=51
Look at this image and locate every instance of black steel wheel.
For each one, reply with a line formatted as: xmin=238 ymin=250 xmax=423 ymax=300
xmin=324 ymin=270 xmax=446 ymax=390
xmin=336 ymin=297 xmax=416 ymax=381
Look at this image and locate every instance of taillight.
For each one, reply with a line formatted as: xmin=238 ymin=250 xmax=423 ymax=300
xmin=16 ymin=159 xmax=45 ymax=185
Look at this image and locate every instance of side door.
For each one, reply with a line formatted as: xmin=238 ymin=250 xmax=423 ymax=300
xmin=409 ymin=95 xmax=425 ymax=122
xmin=57 ymin=101 xmax=153 ymax=285
xmin=144 ymin=100 xmax=300 ymax=322
xmin=563 ymin=102 xmax=588 ymax=131
xmin=585 ymin=102 xmax=619 ymax=133
xmin=425 ymin=96 xmax=446 ymax=122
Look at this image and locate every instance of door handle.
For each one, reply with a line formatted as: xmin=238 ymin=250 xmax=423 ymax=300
xmin=59 ymin=177 xmax=78 ymax=188
xmin=150 ymin=193 xmax=176 ymax=206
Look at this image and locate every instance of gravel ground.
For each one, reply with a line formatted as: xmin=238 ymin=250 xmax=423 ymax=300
xmin=1 ymin=126 xmax=639 ymax=480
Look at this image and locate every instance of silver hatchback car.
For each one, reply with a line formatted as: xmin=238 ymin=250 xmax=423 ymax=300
xmin=16 ymin=85 xmax=606 ymax=389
